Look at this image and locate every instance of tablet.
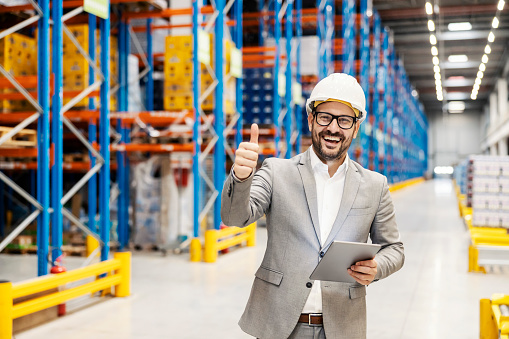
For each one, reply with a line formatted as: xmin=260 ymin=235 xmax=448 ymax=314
xmin=309 ymin=241 xmax=381 ymax=283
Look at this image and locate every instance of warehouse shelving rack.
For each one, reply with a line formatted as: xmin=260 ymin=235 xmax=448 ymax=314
xmin=0 ymin=1 xmax=111 ymax=275
xmin=242 ymin=0 xmax=300 ymax=159
xmin=121 ymin=0 xmax=245 ymax=240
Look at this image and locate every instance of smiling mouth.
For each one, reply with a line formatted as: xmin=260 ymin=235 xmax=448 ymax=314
xmin=322 ymin=135 xmax=342 ymax=146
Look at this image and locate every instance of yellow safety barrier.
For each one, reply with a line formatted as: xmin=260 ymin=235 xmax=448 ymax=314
xmin=480 ymin=294 xmax=509 ymax=339
xmin=203 ymin=222 xmax=256 ymax=263
xmin=388 ymin=177 xmax=425 ymax=192
xmin=0 ymin=252 xmax=131 ymax=339
xmin=86 ymin=235 xmax=100 ymax=258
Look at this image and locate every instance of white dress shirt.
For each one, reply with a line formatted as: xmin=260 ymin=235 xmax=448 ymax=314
xmin=302 ymin=146 xmax=349 ymax=314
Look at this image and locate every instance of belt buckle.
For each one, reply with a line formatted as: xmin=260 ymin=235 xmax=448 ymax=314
xmin=308 ymin=313 xmax=322 ymax=327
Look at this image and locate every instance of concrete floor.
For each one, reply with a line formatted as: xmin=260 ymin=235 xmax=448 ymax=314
xmin=1 ymin=178 xmax=508 ymax=339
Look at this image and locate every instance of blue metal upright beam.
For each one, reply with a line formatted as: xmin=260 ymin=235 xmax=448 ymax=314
xmin=51 ymin=0 xmax=63 ymax=263
xmin=381 ymin=29 xmax=389 ymax=177
xmin=117 ymin=18 xmax=129 ymax=249
xmin=99 ymin=13 xmax=111 ymax=261
xmin=146 ymin=18 xmax=154 ymax=111
xmin=295 ymin=0 xmax=302 ymax=154
xmin=273 ymin=0 xmax=281 ymax=157
xmin=192 ymin=0 xmax=202 ymax=238
xmin=284 ymin=0 xmax=293 ymax=159
xmin=123 ymin=25 xmax=131 ymax=248
xmin=37 ymin=0 xmax=51 ymax=276
xmin=371 ymin=12 xmax=381 ymax=172
xmin=88 ymin=14 xmax=97 ymax=233
xmin=214 ymin=0 xmax=226 ymax=230
xmin=342 ymin=0 xmax=356 ymax=76
xmin=0 ymin=179 xmax=4 ymax=238
xmin=234 ymin=0 xmax=243 ymax=149
xmin=359 ymin=0 xmax=370 ymax=168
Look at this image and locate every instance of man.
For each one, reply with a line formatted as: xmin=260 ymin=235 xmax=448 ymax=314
xmin=221 ymin=73 xmax=404 ymax=339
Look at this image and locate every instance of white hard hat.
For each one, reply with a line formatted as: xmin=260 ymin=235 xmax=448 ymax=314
xmin=305 ymin=73 xmax=367 ymax=124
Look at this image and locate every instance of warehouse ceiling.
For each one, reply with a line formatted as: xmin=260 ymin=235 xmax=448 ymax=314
xmin=375 ymin=0 xmax=509 ymax=117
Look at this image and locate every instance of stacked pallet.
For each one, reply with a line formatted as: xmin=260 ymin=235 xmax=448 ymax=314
xmin=37 ymin=24 xmax=118 ymax=110
xmin=164 ymin=34 xmax=236 ymax=114
xmin=467 ymin=155 xmax=509 ymax=228
xmin=242 ymin=67 xmax=275 ymax=125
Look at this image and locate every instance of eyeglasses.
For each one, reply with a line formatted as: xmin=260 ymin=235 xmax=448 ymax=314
xmin=314 ymin=112 xmax=357 ymax=130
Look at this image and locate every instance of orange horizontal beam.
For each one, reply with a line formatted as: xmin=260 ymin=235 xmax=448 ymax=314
xmin=242 ymin=46 xmax=276 ymax=53
xmin=0 ymin=148 xmax=38 ymax=158
xmin=243 ymin=8 xmax=318 ymax=19
xmin=123 ymin=5 xmax=213 ymax=19
xmin=0 ymin=162 xmax=119 ymax=172
xmin=130 ymin=20 xmax=235 ymax=32
xmin=0 ymin=0 xmax=147 ymax=13
xmin=243 ymin=63 xmax=275 ymax=69
xmin=243 ymin=55 xmax=275 ymax=62
xmin=112 ymin=111 xmax=195 ymax=126
xmin=0 ymin=75 xmax=39 ymax=90
xmin=112 ymin=143 xmax=194 ymax=153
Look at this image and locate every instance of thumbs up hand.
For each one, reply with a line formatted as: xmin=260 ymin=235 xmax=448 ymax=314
xmin=233 ymin=124 xmax=260 ymax=180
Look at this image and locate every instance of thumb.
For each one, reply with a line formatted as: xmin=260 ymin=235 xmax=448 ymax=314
xmin=250 ymin=123 xmax=259 ymax=144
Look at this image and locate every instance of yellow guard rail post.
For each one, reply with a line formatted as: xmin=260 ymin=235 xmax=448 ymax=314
xmin=480 ymin=294 xmax=509 ymax=339
xmin=203 ymin=222 xmax=256 ymax=263
xmin=388 ymin=177 xmax=425 ymax=192
xmin=0 ymin=252 xmax=131 ymax=339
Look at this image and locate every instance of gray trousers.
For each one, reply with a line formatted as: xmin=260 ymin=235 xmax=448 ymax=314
xmin=288 ymin=323 xmax=326 ymax=339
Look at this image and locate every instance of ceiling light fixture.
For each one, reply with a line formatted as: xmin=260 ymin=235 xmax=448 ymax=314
xmin=477 ymin=71 xmax=484 ymax=79
xmin=482 ymin=54 xmax=489 ymax=63
xmin=448 ymin=22 xmax=472 ymax=31
xmin=498 ymin=0 xmax=505 ymax=11
xmin=426 ymin=3 xmax=442 ymax=102
xmin=480 ymin=63 xmax=486 ymax=72
xmin=488 ymin=32 xmax=495 ymax=42
xmin=428 ymin=20 xmax=435 ymax=31
xmin=493 ymin=17 xmax=500 ymax=28
xmin=425 ymin=2 xmax=433 ymax=15
xmin=485 ymin=45 xmax=491 ymax=54
xmin=448 ymin=54 xmax=468 ymax=62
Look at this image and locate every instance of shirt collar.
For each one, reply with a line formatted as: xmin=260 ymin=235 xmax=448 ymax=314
xmin=309 ymin=146 xmax=349 ymax=177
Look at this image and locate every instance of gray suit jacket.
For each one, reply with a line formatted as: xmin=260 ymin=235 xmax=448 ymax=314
xmin=221 ymin=148 xmax=404 ymax=339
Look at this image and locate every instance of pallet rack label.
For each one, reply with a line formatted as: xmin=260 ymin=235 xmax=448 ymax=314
xmin=197 ymin=29 xmax=210 ymax=66
xmin=230 ymin=47 xmax=242 ymax=78
xmin=84 ymin=0 xmax=109 ymax=19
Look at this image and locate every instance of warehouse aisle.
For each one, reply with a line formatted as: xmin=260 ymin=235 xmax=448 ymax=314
xmin=9 ymin=179 xmax=509 ymax=339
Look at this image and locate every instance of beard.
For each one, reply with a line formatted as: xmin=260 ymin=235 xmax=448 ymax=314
xmin=311 ymin=126 xmax=353 ymax=162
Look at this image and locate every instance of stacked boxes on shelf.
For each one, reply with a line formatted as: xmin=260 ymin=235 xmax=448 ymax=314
xmin=467 ymin=155 xmax=509 ymax=228
xmin=164 ymin=34 xmax=236 ymax=114
xmin=39 ymin=24 xmax=118 ymax=110
xmin=242 ymin=67 xmax=274 ymax=125
xmin=0 ymin=33 xmax=37 ymax=112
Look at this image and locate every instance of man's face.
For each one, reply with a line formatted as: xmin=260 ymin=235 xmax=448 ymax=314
xmin=307 ymin=101 xmax=360 ymax=163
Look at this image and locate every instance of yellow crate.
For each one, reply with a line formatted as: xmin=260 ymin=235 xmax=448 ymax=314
xmin=164 ymin=95 xmax=193 ymax=110
xmin=0 ymin=33 xmax=37 ymax=112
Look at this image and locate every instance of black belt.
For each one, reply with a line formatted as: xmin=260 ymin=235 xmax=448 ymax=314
xmin=298 ymin=313 xmax=323 ymax=325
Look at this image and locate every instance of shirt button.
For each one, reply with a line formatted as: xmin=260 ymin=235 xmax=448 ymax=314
xmin=306 ymin=282 xmax=312 ymax=288
xmin=320 ymin=251 xmax=325 ymax=258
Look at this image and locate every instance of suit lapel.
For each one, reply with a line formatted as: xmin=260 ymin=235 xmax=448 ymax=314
xmin=297 ymin=149 xmax=321 ymax=245
xmin=322 ymin=162 xmax=361 ymax=250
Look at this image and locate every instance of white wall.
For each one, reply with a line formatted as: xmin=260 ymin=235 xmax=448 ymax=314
xmin=428 ymin=110 xmax=482 ymax=168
